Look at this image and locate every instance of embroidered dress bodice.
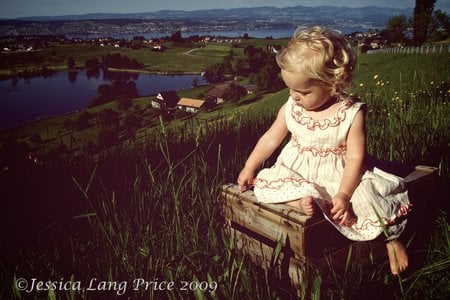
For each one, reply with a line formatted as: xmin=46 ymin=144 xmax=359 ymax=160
xmin=253 ymin=96 xmax=410 ymax=242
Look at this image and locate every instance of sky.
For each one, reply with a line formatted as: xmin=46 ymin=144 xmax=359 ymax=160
xmin=0 ymin=0 xmax=449 ymax=19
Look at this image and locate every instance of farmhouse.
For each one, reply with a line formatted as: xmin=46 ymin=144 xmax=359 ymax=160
xmin=177 ymin=98 xmax=205 ymax=113
xmin=243 ymin=84 xmax=257 ymax=94
xmin=207 ymin=84 xmax=229 ymax=104
xmin=151 ymin=91 xmax=180 ymax=113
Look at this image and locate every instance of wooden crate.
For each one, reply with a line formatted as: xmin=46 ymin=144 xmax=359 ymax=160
xmin=220 ymin=164 xmax=438 ymax=287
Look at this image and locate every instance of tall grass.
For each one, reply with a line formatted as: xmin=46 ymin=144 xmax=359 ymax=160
xmin=1 ymin=52 xmax=449 ymax=299
xmin=353 ymin=53 xmax=449 ymax=175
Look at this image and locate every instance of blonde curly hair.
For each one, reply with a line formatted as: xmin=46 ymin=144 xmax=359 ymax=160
xmin=276 ymin=26 xmax=356 ymax=97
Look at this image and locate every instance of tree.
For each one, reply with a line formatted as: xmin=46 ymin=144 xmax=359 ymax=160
xmin=90 ymin=80 xmax=138 ymax=107
xmin=413 ymin=0 xmax=436 ymax=45
xmin=117 ymin=96 xmax=132 ymax=111
xmin=243 ymin=45 xmax=268 ymax=74
xmin=98 ymin=109 xmax=119 ymax=128
xmin=386 ymin=15 xmax=408 ymax=44
xmin=192 ymin=77 xmax=199 ymax=88
xmin=67 ymin=57 xmax=76 ymax=70
xmin=223 ymin=82 xmax=247 ymax=103
xmin=234 ymin=58 xmax=249 ymax=77
xmin=85 ymin=56 xmax=100 ymax=70
xmin=68 ymin=70 xmax=78 ymax=83
xmin=101 ymin=53 xmax=143 ymax=69
xmin=428 ymin=9 xmax=450 ymax=42
xmin=222 ymin=54 xmax=234 ymax=75
xmin=74 ymin=111 xmax=94 ymax=130
xmin=203 ymin=63 xmax=226 ymax=83
xmin=255 ymin=64 xmax=283 ymax=92
xmin=123 ymin=113 xmax=141 ymax=132
xmin=171 ymin=30 xmax=183 ymax=43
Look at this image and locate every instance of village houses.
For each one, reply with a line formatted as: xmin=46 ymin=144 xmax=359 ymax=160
xmin=177 ymin=98 xmax=205 ymax=113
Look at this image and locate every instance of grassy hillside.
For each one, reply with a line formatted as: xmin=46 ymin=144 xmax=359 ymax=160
xmin=0 ymin=38 xmax=287 ymax=77
xmin=353 ymin=53 xmax=449 ymax=172
xmin=0 ymin=52 xmax=449 ymax=299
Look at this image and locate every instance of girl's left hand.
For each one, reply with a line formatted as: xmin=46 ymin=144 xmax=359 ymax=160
xmin=330 ymin=192 xmax=351 ymax=226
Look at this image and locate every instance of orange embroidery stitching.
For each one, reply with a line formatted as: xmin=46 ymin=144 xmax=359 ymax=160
xmin=352 ymin=204 xmax=413 ymax=231
xmin=253 ymin=177 xmax=314 ymax=190
xmin=291 ymin=136 xmax=346 ymax=156
xmin=290 ymin=100 xmax=353 ymax=130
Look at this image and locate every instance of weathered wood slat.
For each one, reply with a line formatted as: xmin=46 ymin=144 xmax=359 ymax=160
xmin=225 ymin=224 xmax=305 ymax=287
xmin=404 ymin=165 xmax=438 ymax=185
xmin=222 ymin=184 xmax=316 ymax=225
xmin=220 ymin=164 xmax=439 ymax=287
xmin=222 ymin=187 xmax=307 ymax=258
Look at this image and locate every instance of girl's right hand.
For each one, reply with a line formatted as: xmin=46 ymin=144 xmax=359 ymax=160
xmin=237 ymin=167 xmax=254 ymax=191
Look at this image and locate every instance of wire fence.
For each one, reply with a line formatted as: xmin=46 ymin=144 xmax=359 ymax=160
xmin=367 ymin=44 xmax=450 ymax=54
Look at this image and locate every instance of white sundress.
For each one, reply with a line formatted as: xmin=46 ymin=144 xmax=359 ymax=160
xmin=253 ymin=96 xmax=411 ymax=241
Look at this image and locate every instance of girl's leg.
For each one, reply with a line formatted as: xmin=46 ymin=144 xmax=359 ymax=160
xmin=286 ymin=196 xmax=315 ymax=215
xmin=386 ymin=239 xmax=409 ymax=275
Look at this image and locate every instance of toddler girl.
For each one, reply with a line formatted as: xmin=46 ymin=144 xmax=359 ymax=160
xmin=237 ymin=26 xmax=411 ymax=275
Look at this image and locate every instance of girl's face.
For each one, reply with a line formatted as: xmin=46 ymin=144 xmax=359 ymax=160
xmin=281 ymin=69 xmax=333 ymax=111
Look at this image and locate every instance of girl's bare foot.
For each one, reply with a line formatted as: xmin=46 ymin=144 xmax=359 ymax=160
xmin=286 ymin=196 xmax=315 ymax=215
xmin=386 ymin=239 xmax=409 ymax=275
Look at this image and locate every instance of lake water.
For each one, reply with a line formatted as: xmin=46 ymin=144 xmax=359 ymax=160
xmin=0 ymin=70 xmax=207 ymax=129
xmin=70 ymin=27 xmax=371 ymax=40
xmin=88 ymin=28 xmax=297 ymax=40
xmin=0 ymin=27 xmax=371 ymax=130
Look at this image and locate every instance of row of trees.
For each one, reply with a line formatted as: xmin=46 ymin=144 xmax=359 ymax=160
xmin=386 ymin=0 xmax=449 ymax=45
xmin=90 ymin=80 xmax=138 ymax=107
xmin=68 ymin=53 xmax=144 ymax=71
xmin=61 ymin=103 xmax=148 ymax=150
xmin=85 ymin=53 xmax=144 ymax=70
xmin=70 ymin=53 xmax=144 ymax=107
xmin=203 ymin=44 xmax=284 ymax=96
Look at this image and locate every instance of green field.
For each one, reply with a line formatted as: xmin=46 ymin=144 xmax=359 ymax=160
xmin=0 ymin=38 xmax=287 ymax=77
xmin=0 ymin=47 xmax=449 ymax=299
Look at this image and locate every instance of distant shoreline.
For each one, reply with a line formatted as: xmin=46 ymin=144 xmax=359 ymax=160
xmin=105 ymin=67 xmax=202 ymax=76
xmin=0 ymin=67 xmax=204 ymax=81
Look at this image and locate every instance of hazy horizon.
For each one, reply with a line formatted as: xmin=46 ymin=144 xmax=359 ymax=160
xmin=1 ymin=0 xmax=448 ymax=19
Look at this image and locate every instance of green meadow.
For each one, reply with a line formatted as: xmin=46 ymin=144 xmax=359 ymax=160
xmin=0 ymin=38 xmax=286 ymax=77
xmin=0 ymin=48 xmax=449 ymax=299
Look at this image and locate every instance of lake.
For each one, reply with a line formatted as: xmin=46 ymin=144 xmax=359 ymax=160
xmin=0 ymin=70 xmax=208 ymax=129
xmin=69 ymin=27 xmax=372 ymax=40
xmin=0 ymin=27 xmax=370 ymax=130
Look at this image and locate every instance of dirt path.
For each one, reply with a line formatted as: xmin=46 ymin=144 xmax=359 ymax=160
xmin=182 ymin=48 xmax=200 ymax=56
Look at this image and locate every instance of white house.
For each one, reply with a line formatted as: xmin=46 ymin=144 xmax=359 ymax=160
xmin=177 ymin=98 xmax=205 ymax=113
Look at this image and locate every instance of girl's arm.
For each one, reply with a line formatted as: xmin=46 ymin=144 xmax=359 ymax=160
xmin=331 ymin=108 xmax=366 ymax=224
xmin=237 ymin=103 xmax=289 ymax=191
